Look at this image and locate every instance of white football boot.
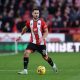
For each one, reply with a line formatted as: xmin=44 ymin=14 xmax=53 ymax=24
xmin=18 ymin=69 xmax=28 ymax=74
xmin=52 ymin=63 xmax=58 ymax=73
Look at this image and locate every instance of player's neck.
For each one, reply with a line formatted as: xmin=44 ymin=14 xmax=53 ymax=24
xmin=33 ymin=18 xmax=39 ymax=21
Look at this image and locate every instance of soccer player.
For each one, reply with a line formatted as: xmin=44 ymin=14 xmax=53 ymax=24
xmin=17 ymin=7 xmax=58 ymax=74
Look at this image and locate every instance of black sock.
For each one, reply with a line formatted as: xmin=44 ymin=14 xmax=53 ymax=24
xmin=24 ymin=57 xmax=29 ymax=69
xmin=47 ymin=57 xmax=53 ymax=67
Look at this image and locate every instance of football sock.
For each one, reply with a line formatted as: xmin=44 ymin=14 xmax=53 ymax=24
xmin=47 ymin=57 xmax=53 ymax=67
xmin=24 ymin=57 xmax=29 ymax=69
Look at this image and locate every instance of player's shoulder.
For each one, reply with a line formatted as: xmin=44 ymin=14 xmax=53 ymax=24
xmin=26 ymin=19 xmax=30 ymax=22
xmin=25 ymin=19 xmax=31 ymax=26
xmin=39 ymin=18 xmax=46 ymax=25
xmin=26 ymin=19 xmax=32 ymax=25
xmin=27 ymin=18 xmax=34 ymax=23
xmin=39 ymin=18 xmax=45 ymax=22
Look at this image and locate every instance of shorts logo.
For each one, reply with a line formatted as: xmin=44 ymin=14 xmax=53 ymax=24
xmin=42 ymin=50 xmax=46 ymax=55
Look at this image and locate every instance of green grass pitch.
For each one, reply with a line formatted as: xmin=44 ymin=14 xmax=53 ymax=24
xmin=0 ymin=52 xmax=80 ymax=80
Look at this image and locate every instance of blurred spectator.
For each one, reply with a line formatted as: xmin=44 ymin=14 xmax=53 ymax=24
xmin=34 ymin=0 xmax=42 ymax=7
xmin=41 ymin=3 xmax=49 ymax=21
xmin=62 ymin=6 xmax=70 ymax=27
xmin=52 ymin=8 xmax=63 ymax=28
xmin=0 ymin=0 xmax=80 ymax=33
xmin=48 ymin=0 xmax=57 ymax=15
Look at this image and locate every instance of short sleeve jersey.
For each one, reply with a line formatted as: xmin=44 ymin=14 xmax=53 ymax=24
xmin=26 ymin=18 xmax=48 ymax=45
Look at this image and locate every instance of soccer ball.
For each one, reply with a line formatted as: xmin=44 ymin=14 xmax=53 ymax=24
xmin=37 ymin=66 xmax=46 ymax=75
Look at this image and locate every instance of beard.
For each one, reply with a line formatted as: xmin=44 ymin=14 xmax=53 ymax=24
xmin=33 ymin=16 xmax=39 ymax=21
xmin=34 ymin=16 xmax=39 ymax=19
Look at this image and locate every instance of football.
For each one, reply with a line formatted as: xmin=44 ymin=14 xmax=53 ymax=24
xmin=37 ymin=66 xmax=46 ymax=75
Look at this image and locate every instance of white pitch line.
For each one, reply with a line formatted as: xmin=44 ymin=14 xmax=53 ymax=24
xmin=0 ymin=69 xmax=80 ymax=72
xmin=0 ymin=69 xmax=53 ymax=72
xmin=0 ymin=53 xmax=17 ymax=56
xmin=0 ymin=70 xmax=19 ymax=71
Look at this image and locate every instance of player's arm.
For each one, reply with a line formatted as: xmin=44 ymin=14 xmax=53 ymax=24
xmin=16 ymin=26 xmax=27 ymax=41
xmin=21 ymin=26 xmax=27 ymax=35
xmin=42 ymin=28 xmax=48 ymax=39
xmin=39 ymin=25 xmax=48 ymax=43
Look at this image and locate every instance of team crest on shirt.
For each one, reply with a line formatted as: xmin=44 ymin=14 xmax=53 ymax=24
xmin=38 ymin=23 xmax=40 ymax=25
xmin=42 ymin=50 xmax=46 ymax=55
xmin=31 ymin=23 xmax=33 ymax=25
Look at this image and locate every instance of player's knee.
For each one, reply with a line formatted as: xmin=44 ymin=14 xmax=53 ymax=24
xmin=43 ymin=55 xmax=48 ymax=61
xmin=24 ymin=50 xmax=32 ymax=57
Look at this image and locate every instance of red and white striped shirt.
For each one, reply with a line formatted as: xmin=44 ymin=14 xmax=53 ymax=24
xmin=26 ymin=18 xmax=47 ymax=45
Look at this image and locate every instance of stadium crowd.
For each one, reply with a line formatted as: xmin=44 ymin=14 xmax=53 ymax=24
xmin=0 ymin=0 xmax=80 ymax=33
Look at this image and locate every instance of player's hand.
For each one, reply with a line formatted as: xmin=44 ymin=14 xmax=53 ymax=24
xmin=39 ymin=38 xmax=43 ymax=43
xmin=16 ymin=36 xmax=21 ymax=41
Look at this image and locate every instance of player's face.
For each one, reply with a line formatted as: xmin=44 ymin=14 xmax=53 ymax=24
xmin=32 ymin=10 xmax=39 ymax=19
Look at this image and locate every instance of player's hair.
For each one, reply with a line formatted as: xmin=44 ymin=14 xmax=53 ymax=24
xmin=32 ymin=7 xmax=39 ymax=12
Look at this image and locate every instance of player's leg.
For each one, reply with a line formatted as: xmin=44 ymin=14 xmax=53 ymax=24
xmin=18 ymin=49 xmax=33 ymax=74
xmin=42 ymin=55 xmax=58 ymax=72
xmin=18 ymin=43 xmax=36 ymax=74
xmin=24 ymin=50 xmax=33 ymax=69
xmin=38 ymin=45 xmax=58 ymax=72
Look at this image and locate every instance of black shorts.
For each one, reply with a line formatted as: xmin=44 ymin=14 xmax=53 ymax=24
xmin=26 ymin=43 xmax=47 ymax=56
